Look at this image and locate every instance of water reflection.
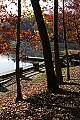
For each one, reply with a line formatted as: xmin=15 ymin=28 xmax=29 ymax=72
xmin=0 ymin=55 xmax=32 ymax=74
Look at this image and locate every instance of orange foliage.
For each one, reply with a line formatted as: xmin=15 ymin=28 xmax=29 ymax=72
xmin=0 ymin=38 xmax=11 ymax=54
xmin=1 ymin=0 xmax=79 ymax=54
xmin=44 ymin=13 xmax=53 ymax=21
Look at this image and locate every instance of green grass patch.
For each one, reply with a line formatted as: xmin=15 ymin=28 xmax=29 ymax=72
xmin=59 ymin=49 xmax=66 ymax=55
xmin=32 ymin=66 xmax=79 ymax=83
xmin=59 ymin=49 xmax=79 ymax=55
xmin=32 ymin=72 xmax=47 ymax=83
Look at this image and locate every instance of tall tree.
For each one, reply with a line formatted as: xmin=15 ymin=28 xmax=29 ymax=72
xmin=63 ymin=0 xmax=70 ymax=80
xmin=31 ymin=0 xmax=59 ymax=92
xmin=16 ymin=0 xmax=23 ymax=101
xmin=54 ymin=0 xmax=63 ymax=84
xmin=65 ymin=0 xmax=80 ymax=56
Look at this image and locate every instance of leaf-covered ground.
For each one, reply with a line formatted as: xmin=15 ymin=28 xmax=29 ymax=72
xmin=0 ymin=66 xmax=80 ymax=120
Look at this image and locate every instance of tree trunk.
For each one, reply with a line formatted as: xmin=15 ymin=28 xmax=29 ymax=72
xmin=63 ymin=0 xmax=70 ymax=80
xmin=54 ymin=0 xmax=63 ymax=84
xmin=16 ymin=0 xmax=23 ymax=101
xmin=31 ymin=0 xmax=59 ymax=92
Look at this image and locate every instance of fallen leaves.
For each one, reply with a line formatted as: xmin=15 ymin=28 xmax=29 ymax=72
xmin=0 ymin=66 xmax=80 ymax=119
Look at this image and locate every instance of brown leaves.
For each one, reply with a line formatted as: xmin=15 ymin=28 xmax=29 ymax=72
xmin=0 ymin=66 xmax=80 ymax=119
xmin=0 ymin=37 xmax=11 ymax=54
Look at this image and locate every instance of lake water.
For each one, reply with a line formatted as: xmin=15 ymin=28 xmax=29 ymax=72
xmin=0 ymin=55 xmax=32 ymax=74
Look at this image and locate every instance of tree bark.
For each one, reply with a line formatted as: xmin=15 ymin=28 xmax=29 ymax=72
xmin=31 ymin=0 xmax=59 ymax=92
xmin=54 ymin=0 xmax=63 ymax=84
xmin=63 ymin=0 xmax=70 ymax=80
xmin=16 ymin=0 xmax=23 ymax=101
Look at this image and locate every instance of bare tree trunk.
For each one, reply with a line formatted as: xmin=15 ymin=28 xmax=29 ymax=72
xmin=16 ymin=0 xmax=23 ymax=101
xmin=63 ymin=0 xmax=70 ymax=80
xmin=54 ymin=0 xmax=63 ymax=84
xmin=31 ymin=0 xmax=59 ymax=92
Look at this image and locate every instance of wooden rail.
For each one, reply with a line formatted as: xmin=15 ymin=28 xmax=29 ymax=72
xmin=0 ymin=61 xmax=45 ymax=85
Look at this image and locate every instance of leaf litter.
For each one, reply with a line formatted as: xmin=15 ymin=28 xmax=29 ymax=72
xmin=0 ymin=66 xmax=80 ymax=120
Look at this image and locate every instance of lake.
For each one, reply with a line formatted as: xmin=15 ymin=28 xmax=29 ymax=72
xmin=0 ymin=55 xmax=32 ymax=74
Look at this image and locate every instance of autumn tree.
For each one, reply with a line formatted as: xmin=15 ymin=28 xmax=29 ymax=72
xmin=0 ymin=0 xmax=34 ymax=101
xmin=15 ymin=0 xmax=23 ymax=101
xmin=0 ymin=3 xmax=11 ymax=54
xmin=59 ymin=0 xmax=80 ymax=45
xmin=31 ymin=0 xmax=59 ymax=92
xmin=58 ymin=0 xmax=80 ymax=79
xmin=65 ymin=0 xmax=80 ymax=50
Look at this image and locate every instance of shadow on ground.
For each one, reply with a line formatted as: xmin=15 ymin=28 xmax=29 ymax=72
xmin=0 ymin=85 xmax=8 ymax=92
xmin=62 ymin=81 xmax=80 ymax=86
xmin=24 ymin=89 xmax=80 ymax=120
xmin=0 ymin=88 xmax=80 ymax=120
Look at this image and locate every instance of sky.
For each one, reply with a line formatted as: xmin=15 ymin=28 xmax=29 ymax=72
xmin=1 ymin=0 xmax=62 ymax=15
xmin=1 ymin=0 xmax=44 ymax=14
xmin=1 ymin=0 xmax=32 ymax=15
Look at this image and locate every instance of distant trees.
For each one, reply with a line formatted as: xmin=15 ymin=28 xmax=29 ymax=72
xmin=65 ymin=0 xmax=80 ymax=49
xmin=58 ymin=0 xmax=80 ymax=44
xmin=0 ymin=36 xmax=11 ymax=55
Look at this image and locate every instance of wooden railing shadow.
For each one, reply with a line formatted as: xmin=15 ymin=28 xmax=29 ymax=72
xmin=24 ymin=88 xmax=80 ymax=119
xmin=0 ymin=84 xmax=8 ymax=92
xmin=62 ymin=81 xmax=80 ymax=86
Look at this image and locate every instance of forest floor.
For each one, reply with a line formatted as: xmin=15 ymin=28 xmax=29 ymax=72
xmin=0 ymin=66 xmax=80 ymax=120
